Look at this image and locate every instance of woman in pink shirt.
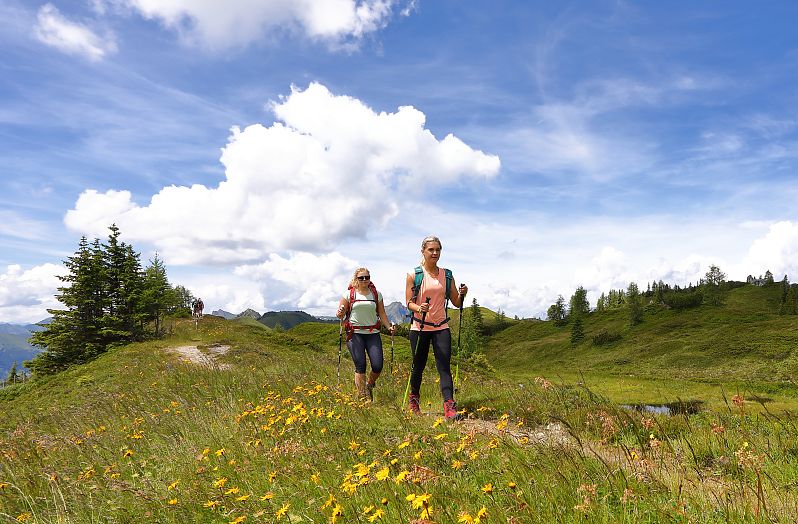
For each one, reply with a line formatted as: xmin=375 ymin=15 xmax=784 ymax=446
xmin=405 ymin=236 xmax=468 ymax=420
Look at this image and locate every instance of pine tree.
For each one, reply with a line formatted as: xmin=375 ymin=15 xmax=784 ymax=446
xmin=470 ymin=298 xmax=484 ymax=336
xmin=569 ymin=285 xmax=589 ymax=319
xmin=141 ymin=254 xmax=174 ymax=336
xmin=570 ymin=317 xmax=584 ymax=344
xmin=765 ymin=270 xmax=774 ymax=285
xmin=29 ymin=236 xmax=105 ymax=374
xmin=702 ymin=264 xmax=727 ymax=306
xmin=547 ymin=295 xmax=567 ymax=326
xmin=6 ymin=362 xmax=19 ymax=384
xmin=627 ymin=282 xmax=643 ymax=326
xmin=781 ymin=275 xmax=790 ymax=304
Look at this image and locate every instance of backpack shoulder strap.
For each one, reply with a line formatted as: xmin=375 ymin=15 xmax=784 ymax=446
xmin=443 ymin=268 xmax=454 ymax=311
xmin=411 ymin=266 xmax=423 ymax=303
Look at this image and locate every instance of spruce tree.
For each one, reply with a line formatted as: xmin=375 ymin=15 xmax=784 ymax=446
xmin=470 ymin=298 xmax=484 ymax=335
xmin=142 ymin=254 xmax=174 ymax=336
xmin=627 ymin=282 xmax=643 ymax=326
xmin=29 ymin=236 xmax=105 ymax=374
xmin=569 ymin=286 xmax=590 ymax=319
xmin=547 ymin=295 xmax=567 ymax=326
xmin=570 ymin=317 xmax=584 ymax=344
xmin=702 ymin=264 xmax=727 ymax=306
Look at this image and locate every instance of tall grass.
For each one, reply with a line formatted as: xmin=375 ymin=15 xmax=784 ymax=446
xmin=1 ymin=316 xmax=797 ymax=522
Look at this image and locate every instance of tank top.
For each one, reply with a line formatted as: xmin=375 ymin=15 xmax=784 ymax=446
xmin=410 ymin=266 xmax=449 ymax=332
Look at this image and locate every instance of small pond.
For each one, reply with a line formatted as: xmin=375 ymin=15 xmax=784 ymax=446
xmin=622 ymin=400 xmax=704 ymax=416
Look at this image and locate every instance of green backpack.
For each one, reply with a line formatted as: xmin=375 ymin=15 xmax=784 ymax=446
xmin=409 ymin=266 xmax=453 ymax=328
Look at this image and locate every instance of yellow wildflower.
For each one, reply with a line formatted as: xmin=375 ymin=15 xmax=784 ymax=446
xmin=167 ymin=480 xmax=179 ymax=490
xmin=237 ymin=494 xmax=252 ymax=502
xmin=395 ymin=470 xmax=410 ymax=483
xmin=230 ymin=516 xmax=246 ymax=524
xmin=214 ymin=477 xmax=228 ymax=488
xmin=452 ymin=459 xmax=464 ymax=470
xmin=397 ymin=440 xmax=410 ymax=450
xmin=16 ymin=513 xmax=32 ymax=522
xmin=215 ymin=448 xmax=226 ymax=457
xmin=225 ymin=487 xmax=240 ymax=496
xmin=476 ymin=506 xmax=488 ymax=518
xmin=168 ymin=498 xmax=177 ymax=505
xmin=260 ymin=492 xmax=274 ymax=501
xmin=481 ymin=483 xmax=493 ymax=494
xmin=203 ymin=500 xmax=220 ymax=508
xmin=458 ymin=513 xmax=474 ymax=524
xmin=375 ymin=467 xmax=390 ymax=481
xmin=275 ymin=502 xmax=290 ymax=520
xmin=368 ymin=508 xmax=384 ymax=521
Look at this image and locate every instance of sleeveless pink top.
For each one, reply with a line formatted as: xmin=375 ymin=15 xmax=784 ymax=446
xmin=410 ymin=267 xmax=450 ymax=331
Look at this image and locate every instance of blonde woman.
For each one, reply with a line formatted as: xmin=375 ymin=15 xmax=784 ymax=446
xmin=405 ymin=236 xmax=467 ymax=420
xmin=337 ymin=267 xmax=395 ymax=401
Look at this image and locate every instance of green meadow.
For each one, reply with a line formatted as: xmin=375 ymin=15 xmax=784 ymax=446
xmin=2 ymin=284 xmax=798 ymax=522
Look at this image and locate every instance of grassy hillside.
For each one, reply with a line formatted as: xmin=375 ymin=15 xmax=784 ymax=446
xmin=2 ymin=314 xmax=798 ymax=522
xmin=488 ymin=284 xmax=798 ymax=409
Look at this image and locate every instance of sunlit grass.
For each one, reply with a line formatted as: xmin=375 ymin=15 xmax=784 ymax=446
xmin=2 ymin=315 xmax=797 ymax=522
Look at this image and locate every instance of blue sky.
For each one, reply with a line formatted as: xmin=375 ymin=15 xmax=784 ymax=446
xmin=2 ymin=0 xmax=798 ymax=323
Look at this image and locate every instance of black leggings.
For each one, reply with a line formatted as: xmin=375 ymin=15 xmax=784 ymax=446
xmin=409 ymin=329 xmax=453 ymax=401
xmin=347 ymin=332 xmax=384 ymax=374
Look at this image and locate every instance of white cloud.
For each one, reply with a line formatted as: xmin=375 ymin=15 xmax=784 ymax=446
xmin=65 ymin=82 xmax=500 ymax=264
xmin=34 ymin=3 xmax=116 ymax=61
xmin=120 ymin=0 xmax=397 ymax=50
xmin=0 ymin=263 xmax=62 ymax=323
xmin=235 ymin=251 xmax=357 ymax=313
xmin=744 ymin=221 xmax=798 ymax=279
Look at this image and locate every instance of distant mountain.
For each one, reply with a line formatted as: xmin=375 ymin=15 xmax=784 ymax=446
xmin=0 ymin=324 xmax=44 ymax=376
xmin=211 ymin=310 xmax=236 ymax=320
xmin=235 ymin=309 xmax=261 ymax=320
xmin=384 ymin=301 xmax=410 ymax=324
xmin=257 ymin=311 xmax=337 ymax=330
xmin=0 ymin=323 xmax=46 ymax=336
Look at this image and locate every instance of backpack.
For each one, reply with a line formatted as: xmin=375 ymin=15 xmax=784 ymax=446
xmin=409 ymin=266 xmax=453 ymax=328
xmin=343 ymin=282 xmax=382 ymax=341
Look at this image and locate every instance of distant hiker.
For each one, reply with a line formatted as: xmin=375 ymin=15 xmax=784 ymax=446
xmin=337 ymin=267 xmax=396 ymax=401
xmin=192 ymin=298 xmax=204 ymax=319
xmin=406 ymin=235 xmax=467 ymax=420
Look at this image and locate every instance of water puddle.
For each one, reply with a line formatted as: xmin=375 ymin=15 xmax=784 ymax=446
xmin=622 ymin=400 xmax=704 ymax=416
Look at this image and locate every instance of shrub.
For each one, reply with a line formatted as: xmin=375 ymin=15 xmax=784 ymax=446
xmin=592 ymin=330 xmax=622 ymax=346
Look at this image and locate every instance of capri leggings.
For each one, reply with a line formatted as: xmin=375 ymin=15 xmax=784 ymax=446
xmin=409 ymin=328 xmax=453 ymax=401
xmin=347 ymin=332 xmax=384 ymax=374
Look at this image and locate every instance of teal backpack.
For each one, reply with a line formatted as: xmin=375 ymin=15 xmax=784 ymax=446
xmin=409 ymin=266 xmax=453 ymax=328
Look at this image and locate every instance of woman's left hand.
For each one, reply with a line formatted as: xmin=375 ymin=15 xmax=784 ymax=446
xmin=459 ymin=283 xmax=468 ymax=297
xmin=388 ymin=324 xmax=396 ymax=335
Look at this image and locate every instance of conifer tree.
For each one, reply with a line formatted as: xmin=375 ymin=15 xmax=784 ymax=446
xmin=29 ymin=236 xmax=105 ymax=374
xmin=547 ymin=295 xmax=567 ymax=326
xmin=702 ymin=264 xmax=727 ymax=306
xmin=627 ymin=282 xmax=643 ymax=325
xmin=569 ymin=286 xmax=590 ymax=319
xmin=141 ymin=254 xmax=178 ymax=336
xmin=470 ymin=298 xmax=484 ymax=335
xmin=570 ymin=317 xmax=584 ymax=344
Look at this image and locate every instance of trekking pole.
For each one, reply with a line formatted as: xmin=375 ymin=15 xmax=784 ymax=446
xmin=337 ymin=319 xmax=343 ymax=386
xmin=403 ymin=297 xmax=430 ymax=408
xmin=390 ymin=328 xmax=395 ymax=375
xmin=454 ymin=285 xmax=465 ymax=391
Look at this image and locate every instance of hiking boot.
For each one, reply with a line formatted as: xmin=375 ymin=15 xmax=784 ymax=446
xmin=444 ymin=399 xmax=461 ymax=421
xmin=366 ymin=382 xmax=375 ymax=402
xmin=408 ymin=394 xmax=421 ymax=415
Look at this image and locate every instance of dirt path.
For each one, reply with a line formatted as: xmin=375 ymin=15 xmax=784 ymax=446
xmin=169 ymin=344 xmax=231 ymax=370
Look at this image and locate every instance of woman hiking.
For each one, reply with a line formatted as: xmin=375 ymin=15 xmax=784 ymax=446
xmin=337 ymin=267 xmax=395 ymax=401
xmin=406 ymin=235 xmax=467 ymax=420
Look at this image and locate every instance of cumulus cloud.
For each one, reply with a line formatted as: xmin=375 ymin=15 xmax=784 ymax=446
xmin=0 ymin=264 xmax=62 ymax=323
xmin=744 ymin=221 xmax=798 ymax=279
xmin=235 ymin=251 xmax=358 ymax=313
xmin=65 ymin=82 xmax=500 ymax=264
xmin=34 ymin=3 xmax=116 ymax=61
xmin=119 ymin=0 xmax=399 ymax=50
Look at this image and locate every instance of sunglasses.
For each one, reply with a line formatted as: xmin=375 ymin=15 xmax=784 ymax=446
xmin=356 ymin=275 xmax=371 ymax=281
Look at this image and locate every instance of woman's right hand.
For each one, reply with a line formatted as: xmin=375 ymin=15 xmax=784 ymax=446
xmin=336 ymin=304 xmax=346 ymax=319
